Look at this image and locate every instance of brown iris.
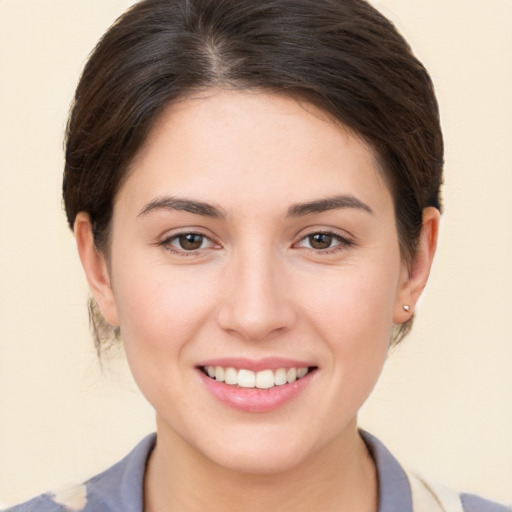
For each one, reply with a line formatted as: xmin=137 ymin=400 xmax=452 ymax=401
xmin=308 ymin=233 xmax=334 ymax=250
xmin=177 ymin=233 xmax=204 ymax=250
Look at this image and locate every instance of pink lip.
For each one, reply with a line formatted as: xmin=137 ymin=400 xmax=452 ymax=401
xmin=196 ymin=357 xmax=314 ymax=372
xmin=197 ymin=363 xmax=317 ymax=414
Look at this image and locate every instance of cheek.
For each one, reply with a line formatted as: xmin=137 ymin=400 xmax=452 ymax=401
xmin=111 ymin=259 xmax=218 ymax=362
xmin=303 ymin=264 xmax=399 ymax=335
xmin=299 ymin=262 xmax=400 ymax=378
xmin=111 ymin=265 xmax=220 ymax=419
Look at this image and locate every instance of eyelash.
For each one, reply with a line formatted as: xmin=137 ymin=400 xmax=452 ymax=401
xmin=157 ymin=232 xmax=219 ymax=256
xmin=157 ymin=230 xmax=354 ymax=257
xmin=293 ymin=231 xmax=354 ymax=254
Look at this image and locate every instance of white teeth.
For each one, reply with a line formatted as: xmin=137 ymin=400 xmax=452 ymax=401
xmin=255 ymin=369 xmax=275 ymax=389
xmin=238 ymin=369 xmax=256 ymax=388
xmin=204 ymin=365 xmax=312 ymax=389
xmin=286 ymin=368 xmax=297 ymax=383
xmin=297 ymin=367 xmax=308 ymax=379
xmin=214 ymin=366 xmax=225 ymax=382
xmin=224 ymin=367 xmax=238 ymax=385
xmin=274 ymin=368 xmax=287 ymax=386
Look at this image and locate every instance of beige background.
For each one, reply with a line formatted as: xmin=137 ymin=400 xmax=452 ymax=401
xmin=1 ymin=0 xmax=511 ymax=507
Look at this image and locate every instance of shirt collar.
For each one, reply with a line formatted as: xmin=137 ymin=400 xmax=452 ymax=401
xmin=85 ymin=431 xmax=413 ymax=512
xmin=360 ymin=430 xmax=413 ymax=512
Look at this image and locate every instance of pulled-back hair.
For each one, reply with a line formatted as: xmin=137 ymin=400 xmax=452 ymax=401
xmin=63 ymin=0 xmax=443 ymax=353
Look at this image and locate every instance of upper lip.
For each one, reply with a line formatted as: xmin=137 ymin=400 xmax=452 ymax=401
xmin=196 ymin=357 xmax=316 ymax=372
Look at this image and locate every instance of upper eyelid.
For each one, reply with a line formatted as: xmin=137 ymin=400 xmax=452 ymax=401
xmin=163 ymin=232 xmax=217 ymax=246
xmin=163 ymin=231 xmax=209 ymax=241
xmin=157 ymin=227 xmax=217 ymax=242
xmin=294 ymin=226 xmax=355 ymax=242
xmin=153 ymin=231 xmax=215 ymax=252
xmin=157 ymin=233 xmax=220 ymax=257
xmin=295 ymin=232 xmax=352 ymax=245
xmin=292 ymin=229 xmax=356 ymax=252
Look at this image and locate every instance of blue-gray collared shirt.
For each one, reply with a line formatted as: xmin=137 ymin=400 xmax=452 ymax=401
xmin=5 ymin=432 xmax=509 ymax=512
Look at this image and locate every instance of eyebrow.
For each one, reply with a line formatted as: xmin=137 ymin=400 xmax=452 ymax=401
xmin=138 ymin=194 xmax=373 ymax=219
xmin=138 ymin=197 xmax=226 ymax=218
xmin=287 ymin=195 xmax=374 ymax=217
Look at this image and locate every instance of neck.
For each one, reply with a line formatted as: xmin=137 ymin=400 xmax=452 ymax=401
xmin=144 ymin=418 xmax=378 ymax=512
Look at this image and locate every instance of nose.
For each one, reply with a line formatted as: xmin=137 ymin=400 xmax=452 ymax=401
xmin=216 ymin=247 xmax=297 ymax=342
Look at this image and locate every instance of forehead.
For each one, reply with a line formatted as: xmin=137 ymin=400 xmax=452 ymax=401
xmin=118 ymin=89 xmax=392 ymax=217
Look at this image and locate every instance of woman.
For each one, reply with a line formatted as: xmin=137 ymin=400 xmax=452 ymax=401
xmin=5 ymin=0 xmax=510 ymax=511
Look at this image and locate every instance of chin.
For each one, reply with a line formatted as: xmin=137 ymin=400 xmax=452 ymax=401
xmin=207 ymin=442 xmax=312 ymax=475
xmin=189 ymin=422 xmax=329 ymax=476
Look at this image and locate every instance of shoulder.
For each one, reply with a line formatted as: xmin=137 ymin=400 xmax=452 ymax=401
xmin=3 ymin=434 xmax=156 ymax=512
xmin=460 ymin=493 xmax=511 ymax=512
xmin=2 ymin=494 xmax=68 ymax=512
xmin=3 ymin=484 xmax=88 ymax=512
xmin=360 ymin=430 xmax=511 ymax=512
xmin=410 ymin=474 xmax=511 ymax=512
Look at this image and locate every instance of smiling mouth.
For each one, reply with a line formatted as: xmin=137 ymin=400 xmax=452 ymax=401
xmin=200 ymin=366 xmax=317 ymax=389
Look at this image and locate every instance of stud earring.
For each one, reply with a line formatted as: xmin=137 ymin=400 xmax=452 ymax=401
xmin=402 ymin=304 xmax=411 ymax=312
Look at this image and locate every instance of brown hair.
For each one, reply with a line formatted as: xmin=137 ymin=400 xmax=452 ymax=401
xmin=63 ymin=0 xmax=443 ymax=353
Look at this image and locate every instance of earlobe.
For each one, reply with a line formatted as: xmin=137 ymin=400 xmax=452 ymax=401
xmin=394 ymin=207 xmax=440 ymax=324
xmin=74 ymin=212 xmax=120 ymax=327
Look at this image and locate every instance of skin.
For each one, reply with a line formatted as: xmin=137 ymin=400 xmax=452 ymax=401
xmin=75 ymin=89 xmax=439 ymax=511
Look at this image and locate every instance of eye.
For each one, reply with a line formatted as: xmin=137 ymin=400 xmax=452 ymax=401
xmin=158 ymin=232 xmax=219 ymax=254
xmin=173 ymin=233 xmax=207 ymax=251
xmin=306 ymin=233 xmax=336 ymax=250
xmin=295 ymin=231 xmax=353 ymax=253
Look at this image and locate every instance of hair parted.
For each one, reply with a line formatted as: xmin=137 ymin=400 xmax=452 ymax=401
xmin=63 ymin=0 xmax=443 ymax=354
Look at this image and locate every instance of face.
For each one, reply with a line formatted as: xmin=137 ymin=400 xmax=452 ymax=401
xmin=85 ymin=90 xmax=416 ymax=473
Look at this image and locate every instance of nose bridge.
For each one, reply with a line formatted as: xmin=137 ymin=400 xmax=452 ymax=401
xmin=216 ymin=241 xmax=295 ymax=341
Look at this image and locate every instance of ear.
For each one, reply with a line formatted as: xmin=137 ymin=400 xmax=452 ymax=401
xmin=394 ymin=207 xmax=440 ymax=323
xmin=74 ymin=212 xmax=119 ymax=327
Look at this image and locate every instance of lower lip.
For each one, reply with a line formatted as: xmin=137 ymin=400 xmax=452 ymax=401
xmin=198 ymin=369 xmax=316 ymax=413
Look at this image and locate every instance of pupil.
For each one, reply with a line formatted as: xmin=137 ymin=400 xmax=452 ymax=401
xmin=309 ymin=233 xmax=332 ymax=249
xmin=179 ymin=234 xmax=203 ymax=250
